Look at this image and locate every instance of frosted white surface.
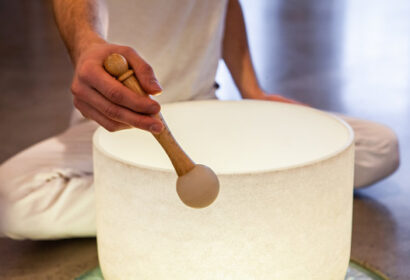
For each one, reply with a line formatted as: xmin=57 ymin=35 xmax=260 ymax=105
xmin=93 ymin=100 xmax=355 ymax=279
xmin=95 ymin=100 xmax=351 ymax=174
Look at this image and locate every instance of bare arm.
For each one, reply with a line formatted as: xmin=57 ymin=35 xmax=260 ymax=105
xmin=222 ymin=0 xmax=261 ymax=99
xmin=223 ymin=0 xmax=301 ymax=104
xmin=52 ymin=0 xmax=164 ymax=133
xmin=53 ymin=0 xmax=107 ymax=64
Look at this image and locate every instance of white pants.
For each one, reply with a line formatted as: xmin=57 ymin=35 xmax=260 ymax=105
xmin=0 ymin=110 xmax=400 ymax=240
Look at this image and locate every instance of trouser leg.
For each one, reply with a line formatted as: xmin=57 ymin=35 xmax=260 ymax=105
xmin=0 ymin=106 xmax=400 ymax=240
xmin=0 ymin=121 xmax=98 ymax=239
xmin=335 ymin=114 xmax=400 ymax=188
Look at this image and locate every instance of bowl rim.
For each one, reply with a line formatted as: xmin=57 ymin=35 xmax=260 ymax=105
xmin=93 ymin=100 xmax=354 ymax=176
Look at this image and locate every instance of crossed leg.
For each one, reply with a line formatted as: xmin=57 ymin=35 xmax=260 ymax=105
xmin=0 ymin=120 xmax=97 ymax=239
xmin=0 ymin=112 xmax=399 ymax=239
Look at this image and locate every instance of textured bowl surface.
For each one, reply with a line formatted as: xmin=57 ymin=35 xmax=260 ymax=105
xmin=93 ymin=100 xmax=354 ymax=280
xmin=76 ymin=261 xmax=388 ymax=280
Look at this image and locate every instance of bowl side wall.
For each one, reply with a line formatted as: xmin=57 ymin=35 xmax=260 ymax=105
xmin=94 ymin=142 xmax=354 ymax=279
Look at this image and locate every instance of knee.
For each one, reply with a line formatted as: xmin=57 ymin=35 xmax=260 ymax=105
xmin=0 ymin=166 xmax=44 ymax=239
xmin=354 ymin=123 xmax=400 ymax=188
xmin=371 ymin=123 xmax=400 ymax=174
xmin=0 ymin=165 xmax=95 ymax=240
xmin=0 ymin=167 xmax=74 ymax=239
xmin=0 ymin=166 xmax=28 ymax=239
xmin=383 ymin=126 xmax=400 ymax=172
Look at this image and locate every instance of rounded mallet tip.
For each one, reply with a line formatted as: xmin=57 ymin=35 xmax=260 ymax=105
xmin=176 ymin=164 xmax=220 ymax=208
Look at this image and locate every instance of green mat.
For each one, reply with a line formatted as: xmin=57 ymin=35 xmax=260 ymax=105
xmin=76 ymin=260 xmax=388 ymax=280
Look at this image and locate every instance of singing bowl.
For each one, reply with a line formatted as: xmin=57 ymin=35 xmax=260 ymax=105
xmin=93 ymin=100 xmax=354 ymax=280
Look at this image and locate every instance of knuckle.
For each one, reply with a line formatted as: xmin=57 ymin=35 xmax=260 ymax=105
xmin=131 ymin=117 xmax=151 ymax=130
xmin=130 ymin=118 xmax=143 ymax=129
xmin=105 ymin=86 xmax=123 ymax=103
xmin=70 ymin=82 xmax=84 ymax=98
xmin=104 ymin=104 xmax=121 ymax=120
xmin=133 ymin=99 xmax=149 ymax=112
xmin=122 ymin=46 xmax=136 ymax=56
xmin=77 ymin=61 xmax=93 ymax=82
xmin=70 ymin=82 xmax=79 ymax=95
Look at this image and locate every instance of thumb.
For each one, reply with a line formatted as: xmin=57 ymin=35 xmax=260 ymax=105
xmin=123 ymin=49 xmax=163 ymax=95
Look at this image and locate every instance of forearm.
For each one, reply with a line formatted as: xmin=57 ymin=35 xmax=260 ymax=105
xmin=222 ymin=0 xmax=263 ymax=99
xmin=52 ymin=0 xmax=108 ymax=64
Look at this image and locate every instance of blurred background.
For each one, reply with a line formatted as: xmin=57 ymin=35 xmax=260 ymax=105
xmin=0 ymin=0 xmax=409 ymax=279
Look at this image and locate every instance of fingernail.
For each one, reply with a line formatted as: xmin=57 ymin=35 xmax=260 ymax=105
xmin=150 ymin=123 xmax=163 ymax=134
xmin=151 ymin=79 xmax=162 ymax=91
xmin=151 ymin=90 xmax=163 ymax=96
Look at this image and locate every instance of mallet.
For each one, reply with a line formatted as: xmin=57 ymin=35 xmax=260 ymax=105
xmin=103 ymin=53 xmax=219 ymax=208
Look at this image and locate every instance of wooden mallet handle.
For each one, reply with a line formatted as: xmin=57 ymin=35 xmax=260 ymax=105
xmin=103 ymin=53 xmax=195 ymax=177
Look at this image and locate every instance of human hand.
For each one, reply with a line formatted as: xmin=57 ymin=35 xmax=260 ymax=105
xmin=257 ymin=93 xmax=305 ymax=105
xmin=245 ymin=90 xmax=306 ymax=106
xmin=70 ymin=42 xmax=164 ymax=133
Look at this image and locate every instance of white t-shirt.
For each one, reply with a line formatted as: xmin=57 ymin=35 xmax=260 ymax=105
xmin=105 ymin=0 xmax=228 ymax=104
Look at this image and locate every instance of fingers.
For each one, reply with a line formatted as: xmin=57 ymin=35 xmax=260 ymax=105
xmin=72 ymin=84 xmax=164 ymax=133
xmin=72 ymin=43 xmax=165 ymax=133
xmin=74 ymin=99 xmax=130 ymax=132
xmin=76 ymin=62 xmax=161 ymax=115
xmin=122 ymin=48 xmax=163 ymax=95
xmin=268 ymin=94 xmax=305 ymax=105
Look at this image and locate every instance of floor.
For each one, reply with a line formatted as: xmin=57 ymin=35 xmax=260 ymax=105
xmin=0 ymin=0 xmax=409 ymax=279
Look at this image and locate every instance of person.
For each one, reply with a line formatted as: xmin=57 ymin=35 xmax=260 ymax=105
xmin=0 ymin=0 xmax=399 ymax=240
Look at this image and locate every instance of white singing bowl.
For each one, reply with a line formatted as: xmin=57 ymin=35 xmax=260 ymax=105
xmin=93 ymin=100 xmax=354 ymax=280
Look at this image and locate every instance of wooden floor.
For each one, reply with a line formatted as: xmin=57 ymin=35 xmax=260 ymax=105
xmin=0 ymin=0 xmax=409 ymax=279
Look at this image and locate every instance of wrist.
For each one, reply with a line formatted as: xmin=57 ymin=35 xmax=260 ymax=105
xmin=71 ymin=31 xmax=106 ymax=65
xmin=241 ymin=88 xmax=266 ymax=100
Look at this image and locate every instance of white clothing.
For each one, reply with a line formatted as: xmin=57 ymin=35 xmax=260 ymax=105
xmin=0 ymin=0 xmax=400 ymax=240
xmin=0 ymin=111 xmax=399 ymax=239
xmin=338 ymin=115 xmax=400 ymax=188
xmin=106 ymin=0 xmax=228 ymax=103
